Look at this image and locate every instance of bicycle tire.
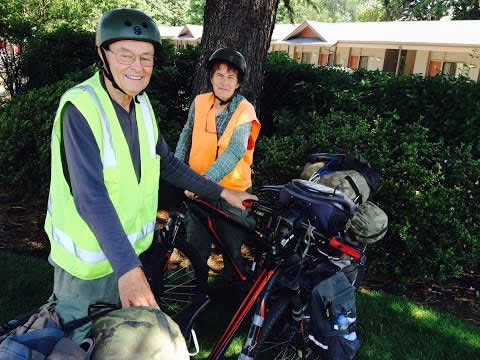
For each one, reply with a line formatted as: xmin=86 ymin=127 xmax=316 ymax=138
xmin=253 ymin=296 xmax=322 ymax=360
xmin=156 ymin=234 xmax=209 ymax=318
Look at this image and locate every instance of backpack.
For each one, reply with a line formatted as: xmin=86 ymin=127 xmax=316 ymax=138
xmin=300 ymin=153 xmax=388 ymax=244
xmin=0 ymin=303 xmax=91 ymax=360
xmin=301 ymin=153 xmax=382 ymax=202
xmin=0 ymin=302 xmax=116 ymax=360
xmin=309 ymin=272 xmax=360 ymax=360
xmin=89 ymin=307 xmax=189 ymax=360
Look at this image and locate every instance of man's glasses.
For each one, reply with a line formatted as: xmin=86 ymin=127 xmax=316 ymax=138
xmin=107 ymin=49 xmax=154 ymax=67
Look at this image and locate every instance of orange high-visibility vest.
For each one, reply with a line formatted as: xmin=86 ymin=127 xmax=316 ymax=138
xmin=189 ymin=92 xmax=260 ymax=191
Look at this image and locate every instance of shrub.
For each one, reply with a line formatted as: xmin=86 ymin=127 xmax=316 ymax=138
xmin=0 ymin=68 xmax=95 ymax=200
xmin=21 ymin=25 xmax=97 ymax=91
xmin=261 ymin=55 xmax=480 ymax=156
xmin=254 ymin=110 xmax=480 ymax=282
xmin=1 ymin=49 xmax=478 ymax=284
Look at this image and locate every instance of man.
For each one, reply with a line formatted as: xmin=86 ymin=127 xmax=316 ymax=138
xmin=175 ymin=48 xmax=260 ymax=283
xmin=44 ymin=8 xmax=257 ymax=344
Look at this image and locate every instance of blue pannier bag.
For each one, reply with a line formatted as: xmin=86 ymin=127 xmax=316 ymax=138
xmin=309 ymin=272 xmax=360 ymax=360
xmin=279 ymin=179 xmax=357 ymax=237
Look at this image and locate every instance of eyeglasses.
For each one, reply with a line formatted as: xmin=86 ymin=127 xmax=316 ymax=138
xmin=212 ymin=72 xmax=238 ymax=85
xmin=107 ymin=49 xmax=154 ymax=67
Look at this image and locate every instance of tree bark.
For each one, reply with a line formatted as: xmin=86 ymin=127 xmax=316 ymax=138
xmin=191 ymin=0 xmax=280 ymax=106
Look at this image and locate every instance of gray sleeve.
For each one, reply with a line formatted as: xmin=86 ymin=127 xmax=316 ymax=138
xmin=156 ymin=135 xmax=223 ymax=200
xmin=204 ymin=122 xmax=252 ymax=182
xmin=174 ymin=101 xmax=195 ymax=161
xmin=62 ymin=103 xmax=141 ymax=280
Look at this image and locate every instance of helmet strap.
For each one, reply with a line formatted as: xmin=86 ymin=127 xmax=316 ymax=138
xmin=100 ymin=47 xmax=128 ymax=96
xmin=213 ymin=88 xmax=238 ymax=106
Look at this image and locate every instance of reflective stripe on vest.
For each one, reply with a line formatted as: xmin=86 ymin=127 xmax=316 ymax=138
xmin=74 ymin=85 xmax=157 ymax=165
xmin=75 ymin=85 xmax=117 ymax=169
xmin=49 ymin=214 xmax=155 ymax=264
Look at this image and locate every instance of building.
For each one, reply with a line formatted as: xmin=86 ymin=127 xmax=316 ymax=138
xmin=161 ymin=20 xmax=480 ymax=81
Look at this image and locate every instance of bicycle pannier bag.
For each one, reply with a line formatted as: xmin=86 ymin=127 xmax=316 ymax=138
xmin=310 ymin=170 xmax=371 ymax=205
xmin=279 ymin=180 xmax=356 ymax=237
xmin=309 ymin=272 xmax=360 ymax=360
xmin=348 ymin=201 xmax=388 ymax=244
xmin=301 ymin=153 xmax=382 ymax=196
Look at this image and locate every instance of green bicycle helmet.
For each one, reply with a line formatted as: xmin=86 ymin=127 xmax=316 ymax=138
xmin=96 ymin=8 xmax=161 ymax=47
xmin=207 ymin=48 xmax=247 ymax=80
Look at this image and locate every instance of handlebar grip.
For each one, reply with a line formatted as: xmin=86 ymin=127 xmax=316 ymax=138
xmin=242 ymin=200 xmax=255 ymax=208
xmin=329 ymin=237 xmax=361 ymax=260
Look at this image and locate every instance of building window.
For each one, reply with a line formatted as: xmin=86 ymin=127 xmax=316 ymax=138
xmin=359 ymin=56 xmax=369 ymax=70
xmin=427 ymin=60 xmax=442 ymax=77
xmin=294 ymin=47 xmax=302 ymax=63
xmin=443 ymin=62 xmax=469 ymax=77
xmin=301 ymin=52 xmax=312 ymax=64
xmin=318 ymin=53 xmax=329 ymax=66
xmin=328 ymin=53 xmax=334 ymax=65
xmin=348 ymin=56 xmax=359 ymax=69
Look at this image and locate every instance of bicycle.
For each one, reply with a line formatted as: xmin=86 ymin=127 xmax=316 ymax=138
xmin=151 ymin=179 xmax=366 ymax=360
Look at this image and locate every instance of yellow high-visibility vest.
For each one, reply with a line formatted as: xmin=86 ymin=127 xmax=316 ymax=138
xmin=44 ymin=72 xmax=160 ymax=280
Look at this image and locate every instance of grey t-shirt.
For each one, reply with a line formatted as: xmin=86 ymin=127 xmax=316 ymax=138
xmin=60 ymin=97 xmax=222 ymax=279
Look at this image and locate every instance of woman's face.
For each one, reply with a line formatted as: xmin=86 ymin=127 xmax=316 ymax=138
xmin=210 ymin=63 xmax=240 ymax=101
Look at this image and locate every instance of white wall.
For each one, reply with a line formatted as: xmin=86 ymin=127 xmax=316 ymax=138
xmin=335 ymin=47 xmax=350 ymax=67
xmin=362 ymin=48 xmax=385 ymax=71
xmin=413 ymin=50 xmax=429 ymax=76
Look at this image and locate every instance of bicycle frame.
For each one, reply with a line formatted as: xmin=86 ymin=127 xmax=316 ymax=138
xmin=170 ymin=194 xmax=364 ymax=360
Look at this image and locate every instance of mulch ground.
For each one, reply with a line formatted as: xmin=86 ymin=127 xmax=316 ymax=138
xmin=1 ymin=194 xmax=478 ymax=328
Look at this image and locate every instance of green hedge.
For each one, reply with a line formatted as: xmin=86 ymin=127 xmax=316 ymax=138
xmin=259 ymin=53 xmax=480 ymax=157
xmin=20 ymin=26 xmax=98 ymax=91
xmin=0 ymin=50 xmax=478 ymax=283
xmin=254 ymin=110 xmax=479 ymax=282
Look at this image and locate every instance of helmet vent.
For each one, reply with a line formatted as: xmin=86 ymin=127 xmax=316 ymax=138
xmin=124 ymin=20 xmax=132 ymax=26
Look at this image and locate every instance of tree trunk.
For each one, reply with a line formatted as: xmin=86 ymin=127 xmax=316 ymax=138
xmin=191 ymin=0 xmax=280 ymax=106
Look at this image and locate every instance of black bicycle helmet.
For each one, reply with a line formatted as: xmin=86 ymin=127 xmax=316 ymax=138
xmin=207 ymin=48 xmax=247 ymax=80
xmin=96 ymin=8 xmax=161 ymax=47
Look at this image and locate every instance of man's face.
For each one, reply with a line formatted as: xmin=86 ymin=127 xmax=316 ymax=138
xmin=210 ymin=63 xmax=240 ymax=101
xmin=102 ymin=40 xmax=154 ymax=97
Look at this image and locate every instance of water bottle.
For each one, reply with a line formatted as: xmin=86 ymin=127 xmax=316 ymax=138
xmin=335 ymin=314 xmax=349 ymax=331
xmin=336 ymin=314 xmax=358 ymax=342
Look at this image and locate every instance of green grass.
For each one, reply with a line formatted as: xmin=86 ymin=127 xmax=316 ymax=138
xmin=0 ymin=251 xmax=53 ymax=322
xmin=1 ymin=251 xmax=479 ymax=359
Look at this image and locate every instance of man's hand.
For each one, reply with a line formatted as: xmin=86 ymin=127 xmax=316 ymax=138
xmin=220 ymin=188 xmax=258 ymax=210
xmin=118 ymin=267 xmax=159 ymax=309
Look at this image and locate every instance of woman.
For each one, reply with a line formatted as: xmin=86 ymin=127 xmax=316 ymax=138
xmin=175 ymin=48 xmax=260 ymax=282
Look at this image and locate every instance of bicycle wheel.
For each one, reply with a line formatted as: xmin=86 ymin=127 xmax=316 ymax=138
xmin=253 ymin=296 xmax=322 ymax=360
xmin=157 ymin=235 xmax=208 ymax=318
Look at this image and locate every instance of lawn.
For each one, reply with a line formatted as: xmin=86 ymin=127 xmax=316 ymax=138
xmin=1 ymin=251 xmax=479 ymax=359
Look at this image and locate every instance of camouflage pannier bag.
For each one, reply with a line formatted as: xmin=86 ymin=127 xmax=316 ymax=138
xmin=90 ymin=306 xmax=189 ymax=360
xmin=347 ymin=201 xmax=388 ymax=244
xmin=311 ymin=170 xmax=371 ymax=205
